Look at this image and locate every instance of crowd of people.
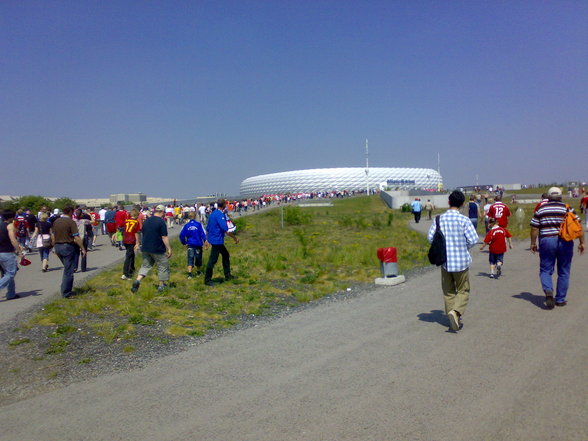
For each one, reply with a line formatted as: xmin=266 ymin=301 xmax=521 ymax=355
xmin=2 ymin=187 xmax=586 ymax=333
xmin=427 ymin=187 xmax=586 ymax=332
xmin=0 ymin=198 xmax=248 ymax=300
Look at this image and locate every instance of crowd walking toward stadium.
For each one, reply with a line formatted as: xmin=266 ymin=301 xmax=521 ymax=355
xmin=1 ymin=187 xmax=586 ymax=335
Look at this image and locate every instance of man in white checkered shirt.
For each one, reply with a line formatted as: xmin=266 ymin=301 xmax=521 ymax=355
xmin=428 ymin=190 xmax=479 ymax=331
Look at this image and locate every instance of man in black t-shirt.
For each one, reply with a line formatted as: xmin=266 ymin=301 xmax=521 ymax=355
xmin=131 ymin=205 xmax=172 ymax=293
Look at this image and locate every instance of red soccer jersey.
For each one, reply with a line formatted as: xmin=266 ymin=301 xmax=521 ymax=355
xmin=14 ymin=216 xmax=29 ymax=237
xmin=90 ymin=211 xmax=99 ymax=226
xmin=114 ymin=210 xmax=128 ymax=228
xmin=488 ymin=202 xmax=511 ymax=227
xmin=484 ymin=226 xmax=512 ymax=254
xmin=123 ymin=218 xmax=141 ymax=245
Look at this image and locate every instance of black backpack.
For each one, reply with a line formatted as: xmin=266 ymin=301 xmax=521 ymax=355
xmin=428 ymin=215 xmax=447 ymax=266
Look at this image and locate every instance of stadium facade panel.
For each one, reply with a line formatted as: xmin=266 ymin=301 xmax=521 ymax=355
xmin=240 ymin=167 xmax=443 ymax=198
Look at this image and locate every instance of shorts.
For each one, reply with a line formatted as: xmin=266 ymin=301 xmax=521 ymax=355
xmin=187 ymin=246 xmax=203 ymax=267
xmin=106 ymin=223 xmax=117 ymax=234
xmin=489 ymin=253 xmax=504 ymax=265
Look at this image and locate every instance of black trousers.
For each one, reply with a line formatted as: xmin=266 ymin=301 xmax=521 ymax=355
xmin=123 ymin=243 xmax=136 ymax=277
xmin=413 ymin=211 xmax=422 ymax=223
xmin=205 ymin=244 xmax=231 ymax=283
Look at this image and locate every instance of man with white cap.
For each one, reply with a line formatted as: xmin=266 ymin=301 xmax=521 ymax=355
xmin=530 ymin=187 xmax=585 ymax=308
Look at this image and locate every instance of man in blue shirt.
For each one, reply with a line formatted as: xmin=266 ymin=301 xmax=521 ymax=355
xmin=179 ymin=211 xmax=208 ymax=278
xmin=204 ymin=199 xmax=239 ymax=286
xmin=411 ymin=198 xmax=423 ymax=223
xmin=427 ymin=190 xmax=478 ymax=331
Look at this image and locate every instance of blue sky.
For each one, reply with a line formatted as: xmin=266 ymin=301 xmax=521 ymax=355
xmin=2 ymin=1 xmax=587 ymax=199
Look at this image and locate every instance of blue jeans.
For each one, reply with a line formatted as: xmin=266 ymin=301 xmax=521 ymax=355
xmin=469 ymin=217 xmax=478 ymax=231
xmin=539 ymin=236 xmax=574 ymax=303
xmin=187 ymin=246 xmax=203 ymax=268
xmin=38 ymin=246 xmax=51 ymax=262
xmin=54 ymin=243 xmax=77 ymax=297
xmin=0 ymin=252 xmax=17 ymax=299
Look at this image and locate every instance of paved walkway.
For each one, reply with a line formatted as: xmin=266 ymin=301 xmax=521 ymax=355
xmin=0 ymin=227 xmax=181 ymax=326
xmin=1 ymin=216 xmax=587 ymax=440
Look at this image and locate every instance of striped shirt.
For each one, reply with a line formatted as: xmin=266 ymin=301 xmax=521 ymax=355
xmin=530 ymin=201 xmax=567 ymax=237
xmin=428 ymin=209 xmax=479 ymax=272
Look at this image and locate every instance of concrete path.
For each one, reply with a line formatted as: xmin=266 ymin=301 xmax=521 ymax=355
xmin=1 ymin=218 xmax=587 ymax=440
xmin=0 ymin=227 xmax=183 ymax=325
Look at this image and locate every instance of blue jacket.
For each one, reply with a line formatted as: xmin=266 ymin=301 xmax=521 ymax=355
xmin=179 ymin=220 xmax=207 ymax=247
xmin=206 ymin=209 xmax=228 ymax=245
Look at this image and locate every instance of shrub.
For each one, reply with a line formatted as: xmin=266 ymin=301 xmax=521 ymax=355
xmin=284 ymin=206 xmax=312 ymax=225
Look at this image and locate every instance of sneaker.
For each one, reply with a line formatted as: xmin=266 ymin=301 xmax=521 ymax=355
xmin=448 ymin=310 xmax=460 ymax=331
xmin=545 ymin=291 xmax=555 ymax=309
xmin=131 ymin=280 xmax=140 ymax=293
xmin=187 ymin=275 xmax=192 ymax=280
xmin=195 ymin=271 xmax=202 ymax=276
xmin=121 ymin=275 xmax=129 ymax=280
xmin=555 ymin=301 xmax=567 ymax=307
xmin=489 ymin=274 xmax=495 ymax=279
xmin=225 ymin=275 xmax=235 ymax=281
xmin=157 ymin=284 xmax=168 ymax=292
xmin=204 ymin=280 xmax=216 ymax=287
xmin=496 ymin=265 xmax=502 ymax=277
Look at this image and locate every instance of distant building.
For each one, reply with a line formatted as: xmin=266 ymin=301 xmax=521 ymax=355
xmin=240 ymin=167 xmax=443 ymax=198
xmin=110 ymin=193 xmax=147 ymax=205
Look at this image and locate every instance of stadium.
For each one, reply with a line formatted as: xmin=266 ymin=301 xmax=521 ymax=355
xmin=240 ymin=167 xmax=443 ymax=198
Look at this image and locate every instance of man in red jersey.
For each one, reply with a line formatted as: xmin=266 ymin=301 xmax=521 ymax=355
xmin=487 ymin=194 xmax=511 ymax=228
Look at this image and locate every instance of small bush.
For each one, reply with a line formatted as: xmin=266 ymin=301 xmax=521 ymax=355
xmin=284 ymin=206 xmax=312 ymax=225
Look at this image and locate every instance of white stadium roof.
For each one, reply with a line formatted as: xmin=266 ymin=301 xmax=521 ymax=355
xmin=240 ymin=167 xmax=443 ymax=198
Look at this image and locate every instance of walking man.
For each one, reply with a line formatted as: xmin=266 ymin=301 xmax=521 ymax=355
xmin=467 ymin=195 xmax=482 ymax=232
xmin=424 ymin=199 xmax=434 ymax=220
xmin=411 ymin=198 xmax=423 ymax=223
xmin=0 ymin=210 xmax=23 ymax=300
xmin=530 ymin=187 xmax=585 ymax=308
xmin=204 ymin=199 xmax=239 ymax=286
xmin=131 ymin=205 xmax=172 ymax=293
xmin=52 ymin=206 xmax=86 ymax=298
xmin=427 ymin=190 xmax=479 ymax=331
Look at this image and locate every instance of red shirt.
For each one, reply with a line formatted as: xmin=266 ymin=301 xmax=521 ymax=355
xmin=114 ymin=210 xmax=128 ymax=228
xmin=90 ymin=211 xmax=99 ymax=226
xmin=484 ymin=226 xmax=512 ymax=254
xmin=14 ymin=216 xmax=29 ymax=237
xmin=488 ymin=202 xmax=511 ymax=227
xmin=534 ymin=199 xmax=549 ymax=213
xmin=123 ymin=218 xmax=141 ymax=245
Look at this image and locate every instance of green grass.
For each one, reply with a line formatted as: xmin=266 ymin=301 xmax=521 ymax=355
xmin=24 ymin=196 xmax=433 ymax=353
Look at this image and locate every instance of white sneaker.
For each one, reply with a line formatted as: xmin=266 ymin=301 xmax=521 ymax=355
xmin=121 ymin=275 xmax=129 ymax=280
xmin=448 ymin=310 xmax=460 ymax=331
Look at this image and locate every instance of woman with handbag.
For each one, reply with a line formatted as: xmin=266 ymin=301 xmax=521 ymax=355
xmin=32 ymin=212 xmax=53 ymax=272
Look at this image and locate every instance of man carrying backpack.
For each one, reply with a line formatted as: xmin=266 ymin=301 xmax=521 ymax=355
xmin=530 ymin=187 xmax=585 ymax=309
xmin=427 ymin=190 xmax=479 ymax=332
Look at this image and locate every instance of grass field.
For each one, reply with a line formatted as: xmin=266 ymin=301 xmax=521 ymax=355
xmin=19 ymin=196 xmax=430 ymax=355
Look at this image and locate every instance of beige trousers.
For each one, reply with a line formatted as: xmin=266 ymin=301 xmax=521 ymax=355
xmin=441 ymin=267 xmax=470 ymax=316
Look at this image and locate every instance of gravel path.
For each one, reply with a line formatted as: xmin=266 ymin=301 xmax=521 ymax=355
xmin=1 ymin=217 xmax=587 ymax=441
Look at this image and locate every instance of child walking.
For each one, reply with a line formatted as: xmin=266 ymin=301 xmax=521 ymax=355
xmin=121 ymin=209 xmax=141 ymax=280
xmin=179 ymin=211 xmax=208 ymax=278
xmin=480 ymin=218 xmax=512 ymax=278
